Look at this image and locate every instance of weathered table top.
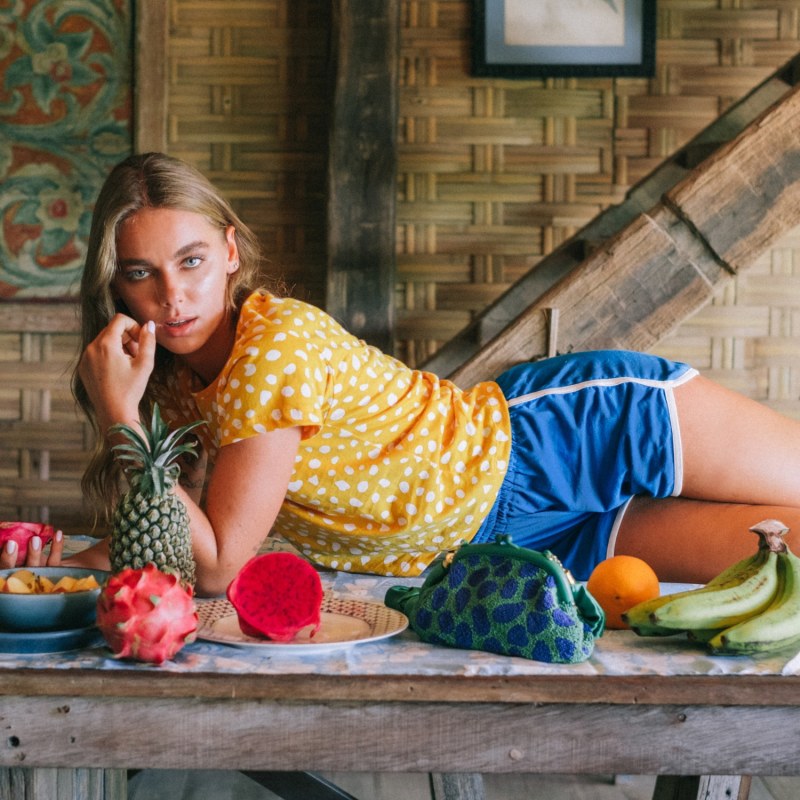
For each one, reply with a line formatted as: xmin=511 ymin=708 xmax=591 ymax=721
xmin=1 ymin=569 xmax=800 ymax=783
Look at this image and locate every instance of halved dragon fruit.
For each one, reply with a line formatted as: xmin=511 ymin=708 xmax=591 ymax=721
xmin=226 ymin=552 xmax=324 ymax=642
xmin=97 ymin=564 xmax=198 ymax=664
xmin=0 ymin=522 xmax=55 ymax=566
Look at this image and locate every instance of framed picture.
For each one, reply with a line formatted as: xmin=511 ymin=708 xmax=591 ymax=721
xmin=473 ymin=0 xmax=656 ymax=79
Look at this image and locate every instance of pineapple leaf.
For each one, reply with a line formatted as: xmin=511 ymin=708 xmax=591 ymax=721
xmin=108 ymin=421 xmax=151 ymax=457
xmin=109 ymin=404 xmax=206 ymax=494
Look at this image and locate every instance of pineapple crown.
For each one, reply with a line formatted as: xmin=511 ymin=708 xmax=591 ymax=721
xmin=109 ymin=405 xmax=206 ymax=495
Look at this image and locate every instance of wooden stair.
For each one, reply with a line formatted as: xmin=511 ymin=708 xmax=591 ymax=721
xmin=421 ymin=53 xmax=800 ymax=387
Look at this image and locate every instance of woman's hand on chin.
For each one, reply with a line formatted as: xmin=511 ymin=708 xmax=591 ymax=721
xmin=78 ymin=314 xmax=157 ymax=430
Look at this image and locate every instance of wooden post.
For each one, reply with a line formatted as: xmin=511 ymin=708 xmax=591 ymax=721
xmin=652 ymin=774 xmax=751 ymax=800
xmin=327 ymin=0 xmax=399 ymax=353
xmin=430 ymin=772 xmax=486 ymax=800
xmin=0 ymin=767 xmax=127 ymax=800
xmin=134 ymin=0 xmax=169 ymax=154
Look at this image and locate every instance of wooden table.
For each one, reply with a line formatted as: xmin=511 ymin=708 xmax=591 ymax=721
xmin=1 ymin=571 xmax=797 ymax=800
xmin=2 ymin=656 xmax=799 ymax=798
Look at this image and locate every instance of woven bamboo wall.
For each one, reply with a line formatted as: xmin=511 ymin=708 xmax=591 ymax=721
xmin=166 ymin=0 xmax=331 ymax=308
xmin=0 ymin=305 xmax=91 ymax=533
xmin=3 ymin=0 xmax=800 ymax=529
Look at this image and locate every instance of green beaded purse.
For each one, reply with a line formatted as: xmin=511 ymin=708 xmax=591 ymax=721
xmin=385 ymin=535 xmax=605 ymax=663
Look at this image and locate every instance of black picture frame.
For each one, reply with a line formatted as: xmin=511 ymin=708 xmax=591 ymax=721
xmin=472 ymin=0 xmax=656 ymax=79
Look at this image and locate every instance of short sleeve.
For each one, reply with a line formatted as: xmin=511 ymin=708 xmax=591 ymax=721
xmin=193 ymin=295 xmax=331 ymax=448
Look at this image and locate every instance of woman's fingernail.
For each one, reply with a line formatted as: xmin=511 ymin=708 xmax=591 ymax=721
xmin=55 ymin=529 xmax=63 ymax=542
xmin=146 ymin=320 xmax=155 ymax=333
xmin=5 ymin=540 xmax=16 ymax=555
xmin=31 ymin=536 xmax=42 ymax=552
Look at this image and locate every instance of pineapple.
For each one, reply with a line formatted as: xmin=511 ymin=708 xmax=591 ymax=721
xmin=109 ymin=405 xmax=204 ymax=586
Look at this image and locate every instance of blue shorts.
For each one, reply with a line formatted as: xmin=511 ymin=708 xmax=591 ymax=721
xmin=472 ymin=350 xmax=698 ymax=580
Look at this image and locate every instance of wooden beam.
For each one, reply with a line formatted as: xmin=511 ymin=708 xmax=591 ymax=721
xmin=445 ymin=74 xmax=800 ymax=387
xmin=327 ymin=0 xmax=399 ymax=353
xmin=448 ymin=205 xmax=725 ymax=387
xmin=666 ymin=81 xmax=800 ymax=273
xmin=134 ymin=0 xmax=169 ymax=154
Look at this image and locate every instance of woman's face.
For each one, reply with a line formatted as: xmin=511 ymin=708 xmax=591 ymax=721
xmin=113 ymin=207 xmax=240 ymax=381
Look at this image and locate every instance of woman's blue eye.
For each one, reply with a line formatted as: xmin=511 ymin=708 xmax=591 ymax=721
xmin=126 ymin=269 xmax=149 ymax=281
xmin=185 ymin=256 xmax=202 ymax=268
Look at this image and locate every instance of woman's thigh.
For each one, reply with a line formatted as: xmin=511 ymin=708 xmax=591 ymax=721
xmin=615 ymin=495 xmax=800 ymax=583
xmin=675 ymin=375 xmax=800 ymax=506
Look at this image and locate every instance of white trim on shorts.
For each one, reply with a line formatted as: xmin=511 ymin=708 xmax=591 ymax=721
xmin=505 ymin=369 xmax=699 ymax=409
xmin=605 ymin=498 xmax=632 ymax=559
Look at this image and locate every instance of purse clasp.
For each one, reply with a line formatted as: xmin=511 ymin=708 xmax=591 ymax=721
xmin=545 ymin=551 xmax=576 ymax=585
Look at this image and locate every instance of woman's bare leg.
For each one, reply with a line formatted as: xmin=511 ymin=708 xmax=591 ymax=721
xmin=616 ymin=496 xmax=800 ymax=583
xmin=675 ymin=375 xmax=800 ymax=505
xmin=615 ymin=375 xmax=800 ymax=583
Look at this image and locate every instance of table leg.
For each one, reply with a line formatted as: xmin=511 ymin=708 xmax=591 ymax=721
xmin=0 ymin=767 xmax=127 ymax=799
xmin=652 ymin=774 xmax=751 ymax=800
xmin=429 ymin=772 xmax=486 ymax=800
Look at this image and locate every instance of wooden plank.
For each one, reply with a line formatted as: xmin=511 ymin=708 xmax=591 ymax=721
xmin=448 ymin=205 xmax=725 ymax=387
xmin=667 ymin=81 xmax=800 ymax=274
xmin=0 ymin=303 xmax=79 ymax=333
xmin=327 ymin=0 xmax=399 ymax=353
xmin=0 ymin=420 xmax=86 ymax=449
xmin=430 ymin=773 xmax=485 ymax=800
xmin=3 ymin=696 xmax=800 ymax=777
xmin=134 ymin=0 xmax=169 ymax=153
xmin=7 ymin=669 xmax=800 ymax=708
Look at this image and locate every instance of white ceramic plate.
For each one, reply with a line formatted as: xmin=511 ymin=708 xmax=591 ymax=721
xmin=196 ymin=593 xmax=408 ymax=654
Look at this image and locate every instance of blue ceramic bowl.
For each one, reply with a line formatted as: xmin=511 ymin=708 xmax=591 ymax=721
xmin=0 ymin=567 xmax=109 ymax=632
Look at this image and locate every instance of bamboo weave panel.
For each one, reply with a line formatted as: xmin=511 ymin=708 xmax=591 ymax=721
xmin=0 ymin=321 xmax=97 ymax=536
xmin=167 ymin=0 xmax=330 ymax=308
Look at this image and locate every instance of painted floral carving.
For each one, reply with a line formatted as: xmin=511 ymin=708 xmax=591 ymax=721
xmin=0 ymin=0 xmax=132 ymax=298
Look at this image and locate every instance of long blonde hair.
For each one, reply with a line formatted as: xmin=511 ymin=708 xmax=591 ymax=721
xmin=73 ymin=152 xmax=267 ymax=520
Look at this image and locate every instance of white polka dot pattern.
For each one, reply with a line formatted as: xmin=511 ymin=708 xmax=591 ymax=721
xmin=162 ymin=292 xmax=511 ymax=576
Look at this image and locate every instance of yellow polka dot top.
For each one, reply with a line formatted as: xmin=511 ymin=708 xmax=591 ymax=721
xmin=163 ymin=291 xmax=512 ymax=576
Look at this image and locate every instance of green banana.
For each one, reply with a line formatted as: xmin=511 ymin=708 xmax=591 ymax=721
xmin=623 ymin=520 xmax=791 ymax=639
xmin=623 ymin=592 xmax=691 ymax=635
xmin=622 ymin=549 xmax=768 ymax=636
xmin=650 ymin=547 xmax=779 ymax=630
xmin=701 ymin=549 xmax=769 ymax=587
xmin=686 ymin=628 xmax=725 ymax=644
xmin=709 ymin=547 xmax=800 ymax=656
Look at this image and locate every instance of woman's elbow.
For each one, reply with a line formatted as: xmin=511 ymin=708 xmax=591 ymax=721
xmin=193 ymin=569 xmax=237 ymax=598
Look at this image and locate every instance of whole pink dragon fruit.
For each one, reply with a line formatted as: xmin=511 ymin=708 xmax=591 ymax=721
xmin=97 ymin=564 xmax=198 ymax=664
xmin=227 ymin=552 xmax=323 ymax=642
xmin=0 ymin=522 xmax=55 ymax=566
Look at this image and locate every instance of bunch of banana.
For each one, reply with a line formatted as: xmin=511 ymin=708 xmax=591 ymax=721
xmin=623 ymin=519 xmax=800 ymax=656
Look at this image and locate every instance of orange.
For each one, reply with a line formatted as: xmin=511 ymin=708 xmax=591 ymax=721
xmin=586 ymin=555 xmax=660 ymax=630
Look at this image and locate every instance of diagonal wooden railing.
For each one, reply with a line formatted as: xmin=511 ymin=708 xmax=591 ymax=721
xmin=422 ymin=53 xmax=800 ymax=387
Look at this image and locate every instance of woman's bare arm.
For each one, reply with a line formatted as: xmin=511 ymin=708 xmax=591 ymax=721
xmin=177 ymin=426 xmax=301 ymax=596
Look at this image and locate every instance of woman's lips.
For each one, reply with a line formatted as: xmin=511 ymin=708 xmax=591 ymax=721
xmin=159 ymin=317 xmax=196 ymax=336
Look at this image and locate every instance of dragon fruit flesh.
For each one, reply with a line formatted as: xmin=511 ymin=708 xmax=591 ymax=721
xmin=0 ymin=522 xmax=55 ymax=566
xmin=227 ymin=552 xmax=324 ymax=642
xmin=97 ymin=564 xmax=198 ymax=664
